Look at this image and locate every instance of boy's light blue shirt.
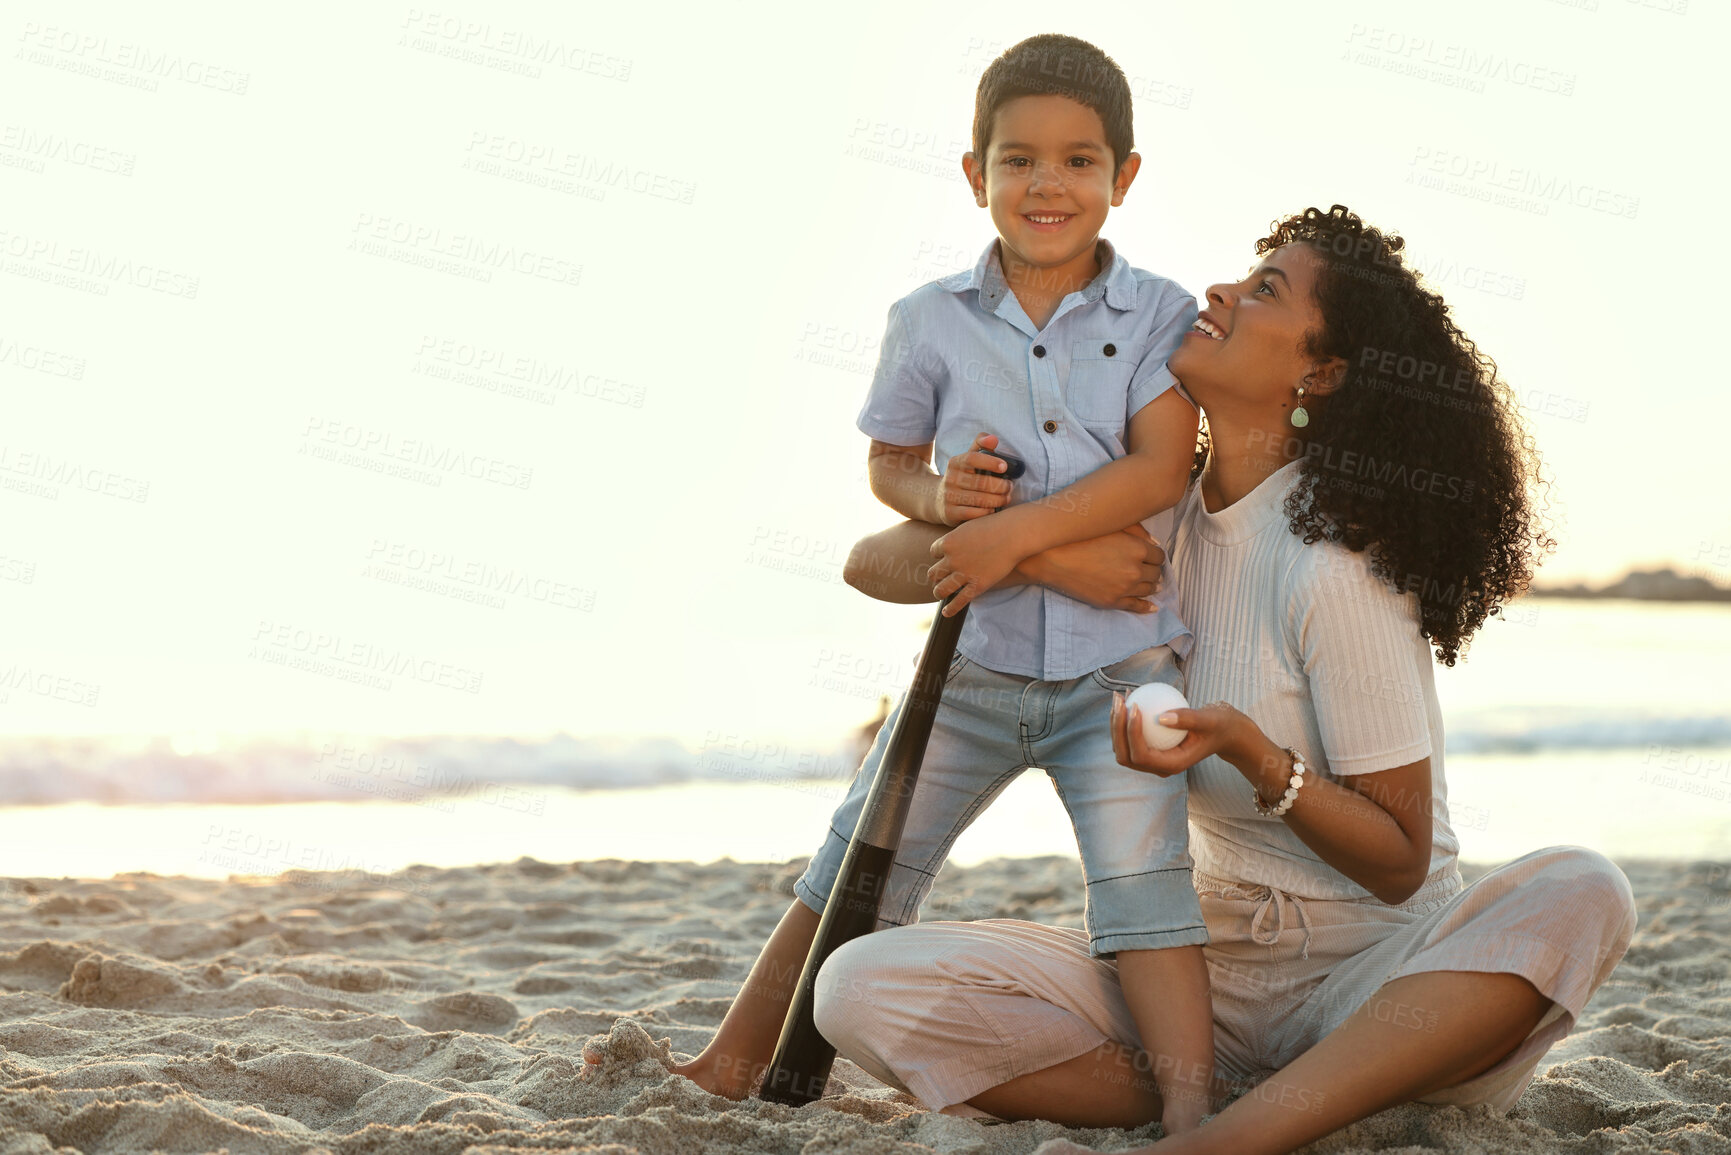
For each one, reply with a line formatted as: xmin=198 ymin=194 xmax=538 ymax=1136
xmin=858 ymin=238 xmax=1197 ymax=681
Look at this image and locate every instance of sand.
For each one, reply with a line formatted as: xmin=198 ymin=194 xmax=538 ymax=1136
xmin=0 ymin=854 xmax=1727 ymax=1155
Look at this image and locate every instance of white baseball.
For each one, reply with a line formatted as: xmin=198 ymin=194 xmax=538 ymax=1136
xmin=1125 ymin=682 xmax=1190 ymax=750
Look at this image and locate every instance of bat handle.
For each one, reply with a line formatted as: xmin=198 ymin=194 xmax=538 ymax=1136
xmin=757 ymin=598 xmax=968 ymax=1105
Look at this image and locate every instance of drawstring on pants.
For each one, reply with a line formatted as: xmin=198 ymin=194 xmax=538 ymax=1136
xmin=1244 ymin=885 xmax=1313 ymax=961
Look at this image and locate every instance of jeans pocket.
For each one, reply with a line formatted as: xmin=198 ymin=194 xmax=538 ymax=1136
xmin=945 ymin=653 xmax=971 ymax=685
xmin=1089 ymin=668 xmax=1139 ymax=694
xmin=1089 ymin=645 xmax=1180 ymax=695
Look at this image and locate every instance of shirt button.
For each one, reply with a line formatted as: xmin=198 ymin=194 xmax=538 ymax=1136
xmin=1043 ymin=420 xmax=1058 ymax=433
xmin=1103 ymin=343 xmax=1117 ymax=356
xmin=1033 ymin=345 xmax=1046 ymax=358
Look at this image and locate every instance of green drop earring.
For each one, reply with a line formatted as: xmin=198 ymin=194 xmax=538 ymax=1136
xmin=1290 ymin=385 xmax=1309 ymax=429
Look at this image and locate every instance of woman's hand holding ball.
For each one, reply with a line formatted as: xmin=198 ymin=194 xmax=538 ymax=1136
xmin=1110 ymin=686 xmax=1254 ymax=778
xmin=1125 ymin=682 xmax=1189 ymax=749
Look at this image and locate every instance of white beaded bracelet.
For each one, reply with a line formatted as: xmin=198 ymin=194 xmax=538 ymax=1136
xmin=1252 ymin=747 xmax=1308 ymax=818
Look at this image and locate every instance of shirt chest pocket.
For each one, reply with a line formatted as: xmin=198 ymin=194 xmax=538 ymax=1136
xmin=1066 ymin=338 xmax=1142 ymax=424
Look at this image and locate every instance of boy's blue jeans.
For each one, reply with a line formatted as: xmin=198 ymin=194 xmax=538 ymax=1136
xmin=794 ymin=644 xmax=1205 ymax=957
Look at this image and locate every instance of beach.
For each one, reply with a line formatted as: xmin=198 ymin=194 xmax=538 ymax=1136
xmin=5 ymin=2 xmax=1725 ymax=1151
xmin=2 ymin=853 xmax=1727 ymax=1154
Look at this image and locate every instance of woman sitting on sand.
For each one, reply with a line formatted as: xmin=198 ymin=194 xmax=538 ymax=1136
xmin=805 ymin=206 xmax=1638 ymax=1155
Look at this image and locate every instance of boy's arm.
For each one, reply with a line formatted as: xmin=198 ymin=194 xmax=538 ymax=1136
xmin=867 ymin=433 xmax=1013 ymax=526
xmin=928 ymin=389 xmax=1198 ymax=613
xmin=843 ymin=518 xmax=1167 ymax=610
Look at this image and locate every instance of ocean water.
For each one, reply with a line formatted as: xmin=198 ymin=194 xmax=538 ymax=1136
xmin=0 ymin=600 xmax=1727 ymax=879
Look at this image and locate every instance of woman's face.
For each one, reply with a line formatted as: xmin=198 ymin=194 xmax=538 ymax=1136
xmin=1169 ymin=243 xmax=1332 ymax=421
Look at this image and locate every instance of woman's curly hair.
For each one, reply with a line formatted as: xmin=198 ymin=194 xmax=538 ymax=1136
xmin=1249 ymin=205 xmax=1554 ymax=666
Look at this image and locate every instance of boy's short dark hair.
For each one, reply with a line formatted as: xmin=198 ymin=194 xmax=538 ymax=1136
xmin=972 ymin=35 xmax=1134 ymax=175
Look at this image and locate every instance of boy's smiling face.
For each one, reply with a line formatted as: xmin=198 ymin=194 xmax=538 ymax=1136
xmin=962 ymin=94 xmax=1139 ymax=294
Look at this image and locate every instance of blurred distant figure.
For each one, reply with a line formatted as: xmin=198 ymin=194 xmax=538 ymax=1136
xmin=851 ymin=696 xmax=891 ymax=770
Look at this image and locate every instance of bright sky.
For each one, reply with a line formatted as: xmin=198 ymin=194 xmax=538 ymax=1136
xmin=2 ymin=0 xmax=1723 ymax=747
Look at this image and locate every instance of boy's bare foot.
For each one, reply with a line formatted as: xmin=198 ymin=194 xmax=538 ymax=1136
xmin=667 ymin=1052 xmax=757 ymax=1099
xmin=1160 ymin=1105 xmax=1207 ymax=1136
xmin=579 ymin=1047 xmax=749 ymax=1099
xmin=596 ymin=899 xmax=818 ymax=1103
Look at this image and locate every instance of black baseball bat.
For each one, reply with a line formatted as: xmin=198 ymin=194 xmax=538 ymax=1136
xmin=757 ymin=596 xmax=969 ymax=1105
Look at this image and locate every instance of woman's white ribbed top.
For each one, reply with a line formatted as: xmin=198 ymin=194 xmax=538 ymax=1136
xmin=1170 ymin=459 xmax=1460 ymax=900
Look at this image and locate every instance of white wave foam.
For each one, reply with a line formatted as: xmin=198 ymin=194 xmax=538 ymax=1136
xmin=0 ymin=711 xmax=1725 ymax=806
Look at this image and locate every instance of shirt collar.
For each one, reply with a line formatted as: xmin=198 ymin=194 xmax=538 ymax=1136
xmin=940 ymin=237 xmax=1139 ymax=313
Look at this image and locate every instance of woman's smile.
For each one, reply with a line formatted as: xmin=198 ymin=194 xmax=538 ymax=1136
xmin=1188 ymin=312 xmax=1228 ymax=341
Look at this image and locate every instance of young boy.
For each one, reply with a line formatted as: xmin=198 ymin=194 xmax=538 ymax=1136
xmin=672 ymin=35 xmax=1211 ymax=1132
